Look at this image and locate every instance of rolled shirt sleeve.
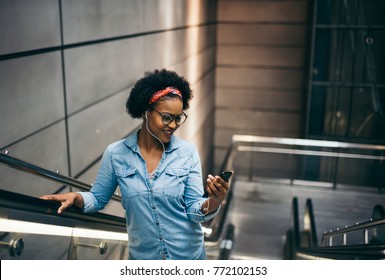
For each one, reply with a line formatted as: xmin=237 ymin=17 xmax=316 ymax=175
xmin=184 ymin=147 xmax=221 ymax=223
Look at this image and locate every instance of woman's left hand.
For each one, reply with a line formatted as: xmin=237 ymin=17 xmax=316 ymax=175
xmin=205 ymin=174 xmax=230 ymax=202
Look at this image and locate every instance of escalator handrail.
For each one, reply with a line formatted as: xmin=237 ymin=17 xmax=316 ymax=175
xmin=0 ymin=146 xmax=235 ymax=242
xmin=203 ymin=141 xmax=238 ymax=242
xmin=372 ymin=204 xmax=385 ymax=219
xmin=0 ymin=152 xmax=122 ymax=201
xmin=292 ymin=197 xmax=301 ymax=248
xmin=291 ymin=198 xmax=385 ymax=259
xmin=297 ymin=244 xmax=385 ymax=260
xmin=304 ymin=198 xmax=318 ymax=247
xmin=0 ymin=189 xmax=127 ymax=232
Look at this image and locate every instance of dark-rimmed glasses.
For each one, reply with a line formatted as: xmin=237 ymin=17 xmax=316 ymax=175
xmin=152 ymin=109 xmax=188 ymax=125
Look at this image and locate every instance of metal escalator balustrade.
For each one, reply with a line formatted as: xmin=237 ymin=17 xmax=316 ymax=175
xmin=0 ymin=149 xmax=235 ymax=259
xmin=227 ymin=134 xmax=385 ymax=192
xmin=286 ymin=196 xmax=385 ymax=260
xmin=0 ymin=189 xmax=128 ymax=259
xmin=217 ymin=134 xmax=385 ymax=259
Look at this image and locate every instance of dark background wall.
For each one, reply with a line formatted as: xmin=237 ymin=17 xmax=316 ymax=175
xmin=214 ymin=0 xmax=310 ymax=170
xmin=2 ymin=0 xmax=382 ymax=217
xmin=0 ymin=0 xmax=217 ymax=216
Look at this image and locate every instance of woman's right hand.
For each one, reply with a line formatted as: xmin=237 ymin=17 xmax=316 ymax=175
xmin=40 ymin=192 xmax=84 ymax=214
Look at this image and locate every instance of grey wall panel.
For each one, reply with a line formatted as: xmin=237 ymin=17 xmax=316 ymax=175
xmin=0 ymin=0 xmax=218 ymax=210
xmin=184 ymin=0 xmax=217 ymax=25
xmin=0 ymin=121 xmax=69 ymax=197
xmin=177 ymin=69 xmax=216 ymax=177
xmin=0 ymin=0 xmax=61 ymax=55
xmin=0 ymin=52 xmax=64 ymax=147
xmin=68 ymin=88 xmax=141 ymax=175
xmin=192 ymin=110 xmax=215 ymax=177
xmin=217 ymin=46 xmax=306 ymax=68
xmin=142 ymin=31 xmax=187 ymax=71
xmin=216 ymin=67 xmax=304 ymax=90
xmin=218 ymin=0 xmax=308 ymax=22
xmin=216 ymin=88 xmax=303 ymax=111
xmin=216 ymin=109 xmax=301 ymax=134
xmin=214 ymin=0 xmax=309 ymax=175
xmin=185 ymin=25 xmax=216 ymax=56
xmin=64 ymin=37 xmax=144 ymax=114
xmin=142 ymin=26 xmax=215 ymax=74
xmin=177 ymin=69 xmax=216 ymax=142
xmin=217 ymin=23 xmax=307 ymax=46
xmin=143 ymin=0 xmax=185 ymax=31
xmin=61 ymin=0 xmax=143 ymax=44
xmin=143 ymin=0 xmax=216 ymax=31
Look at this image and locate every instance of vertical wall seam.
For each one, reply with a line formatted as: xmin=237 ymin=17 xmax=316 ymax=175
xmin=58 ymin=0 xmax=72 ymax=182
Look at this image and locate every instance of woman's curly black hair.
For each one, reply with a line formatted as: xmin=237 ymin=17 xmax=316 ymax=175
xmin=126 ymin=69 xmax=193 ymax=118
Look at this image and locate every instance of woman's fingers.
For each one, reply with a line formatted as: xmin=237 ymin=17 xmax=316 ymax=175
xmin=57 ymin=201 xmax=72 ymax=214
xmin=39 ymin=194 xmax=73 ymax=214
xmin=206 ymin=174 xmax=230 ymax=200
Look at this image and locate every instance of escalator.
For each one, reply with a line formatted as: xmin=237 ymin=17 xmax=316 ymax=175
xmin=0 ymin=152 xmax=235 ymax=260
xmin=284 ymin=197 xmax=385 ymax=260
xmin=0 ymin=189 xmax=128 ymax=259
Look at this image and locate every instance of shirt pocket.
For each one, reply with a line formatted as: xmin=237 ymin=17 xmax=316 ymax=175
xmin=162 ymin=168 xmax=189 ymax=196
xmin=115 ymin=167 xmax=136 ymax=178
xmin=114 ymin=167 xmax=141 ymax=200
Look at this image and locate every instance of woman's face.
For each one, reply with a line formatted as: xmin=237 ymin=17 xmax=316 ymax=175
xmin=147 ymin=97 xmax=184 ymax=144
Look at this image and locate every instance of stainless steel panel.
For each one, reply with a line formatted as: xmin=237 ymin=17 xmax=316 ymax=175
xmin=217 ymin=46 xmax=306 ymax=68
xmin=64 ymin=37 xmax=144 ymax=114
xmin=0 ymin=121 xmax=69 ymax=197
xmin=216 ymin=88 xmax=303 ymax=111
xmin=0 ymin=0 xmax=61 ymax=55
xmin=216 ymin=67 xmax=304 ymax=90
xmin=61 ymin=0 xmax=143 ymax=44
xmin=218 ymin=0 xmax=308 ymax=22
xmin=0 ymin=52 xmax=64 ymax=147
xmin=68 ymin=88 xmax=141 ymax=175
xmin=217 ymin=24 xmax=307 ymax=45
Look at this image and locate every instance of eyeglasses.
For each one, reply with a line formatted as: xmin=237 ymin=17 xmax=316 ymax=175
xmin=151 ymin=109 xmax=188 ymax=125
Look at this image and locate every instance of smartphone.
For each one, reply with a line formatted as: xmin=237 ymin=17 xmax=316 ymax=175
xmin=220 ymin=170 xmax=234 ymax=182
xmin=203 ymin=170 xmax=234 ymax=197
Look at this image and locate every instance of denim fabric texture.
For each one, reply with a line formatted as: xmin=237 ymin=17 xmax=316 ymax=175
xmin=80 ymin=130 xmax=218 ymax=259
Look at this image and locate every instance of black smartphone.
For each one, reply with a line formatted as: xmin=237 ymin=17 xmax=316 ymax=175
xmin=203 ymin=170 xmax=234 ymax=197
xmin=220 ymin=170 xmax=234 ymax=182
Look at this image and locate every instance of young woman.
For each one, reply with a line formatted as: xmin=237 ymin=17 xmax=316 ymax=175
xmin=41 ymin=69 xmax=229 ymax=260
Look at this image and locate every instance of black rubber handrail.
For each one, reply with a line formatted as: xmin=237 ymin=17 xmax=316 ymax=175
xmin=0 ymin=189 xmax=127 ymax=232
xmin=292 ymin=197 xmax=301 ymax=248
xmin=0 ymin=139 xmax=236 ymax=243
xmin=0 ymin=152 xmax=121 ymax=201
xmin=289 ymin=198 xmax=385 ymax=259
xmin=372 ymin=204 xmax=385 ymax=219
xmin=297 ymin=244 xmax=385 ymax=260
xmin=202 ymin=140 xmax=237 ymax=242
xmin=304 ymin=198 xmax=318 ymax=247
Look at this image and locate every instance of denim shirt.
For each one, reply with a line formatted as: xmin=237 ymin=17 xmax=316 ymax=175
xmin=79 ymin=130 xmax=218 ymax=260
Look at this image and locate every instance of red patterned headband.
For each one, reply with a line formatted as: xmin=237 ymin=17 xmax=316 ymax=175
xmin=148 ymin=86 xmax=182 ymax=104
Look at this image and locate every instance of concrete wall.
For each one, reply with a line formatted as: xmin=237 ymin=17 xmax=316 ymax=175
xmin=215 ymin=0 xmax=310 ymax=171
xmin=0 ymin=0 xmax=217 ymax=216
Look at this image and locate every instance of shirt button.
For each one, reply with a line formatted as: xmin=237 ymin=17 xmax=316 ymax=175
xmin=152 ymin=206 xmax=156 ymax=210
xmin=159 ymin=236 xmax=163 ymax=240
xmin=150 ymin=189 xmax=153 ymax=193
